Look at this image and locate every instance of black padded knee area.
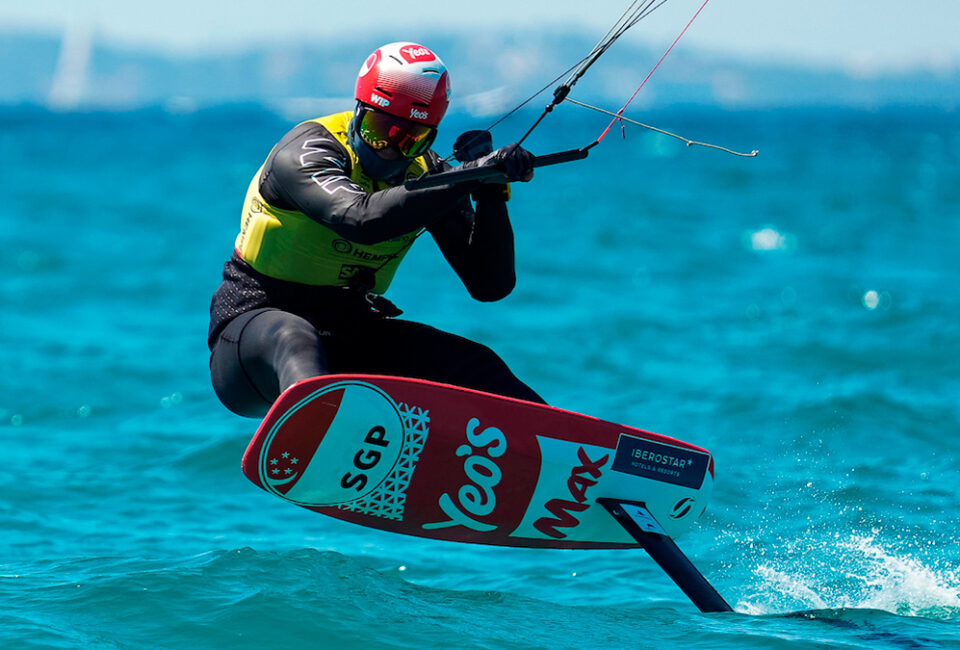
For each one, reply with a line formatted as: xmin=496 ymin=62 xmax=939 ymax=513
xmin=259 ymin=312 xmax=328 ymax=392
xmin=210 ymin=308 xmax=327 ymax=418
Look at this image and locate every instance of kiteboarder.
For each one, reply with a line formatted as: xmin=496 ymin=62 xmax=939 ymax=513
xmin=208 ymin=41 xmax=543 ymax=417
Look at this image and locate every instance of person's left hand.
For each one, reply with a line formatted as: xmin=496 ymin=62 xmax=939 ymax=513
xmin=463 ymin=142 xmax=535 ymax=183
xmin=486 ymin=143 xmax=535 ymax=182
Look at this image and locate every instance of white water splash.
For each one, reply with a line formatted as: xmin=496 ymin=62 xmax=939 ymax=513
xmin=840 ymin=535 xmax=960 ymax=617
xmin=739 ymin=534 xmax=960 ymax=619
xmin=740 ymin=566 xmax=828 ymax=615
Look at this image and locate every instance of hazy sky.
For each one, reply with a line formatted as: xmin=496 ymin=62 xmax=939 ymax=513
xmin=3 ymin=0 xmax=959 ymax=72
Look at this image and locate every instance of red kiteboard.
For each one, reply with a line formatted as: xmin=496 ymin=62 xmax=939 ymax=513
xmin=242 ymin=375 xmax=715 ymax=550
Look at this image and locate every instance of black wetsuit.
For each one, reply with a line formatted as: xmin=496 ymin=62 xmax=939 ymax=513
xmin=209 ymin=120 xmax=543 ymax=417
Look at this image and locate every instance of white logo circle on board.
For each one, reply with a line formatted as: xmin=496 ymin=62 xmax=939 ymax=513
xmin=260 ymin=382 xmax=405 ymax=507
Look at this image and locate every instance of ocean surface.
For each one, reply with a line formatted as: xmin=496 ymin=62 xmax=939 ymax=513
xmin=2 ymin=103 xmax=959 ymax=649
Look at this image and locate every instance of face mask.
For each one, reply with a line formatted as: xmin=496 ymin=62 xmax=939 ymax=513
xmin=348 ymin=118 xmax=410 ymax=183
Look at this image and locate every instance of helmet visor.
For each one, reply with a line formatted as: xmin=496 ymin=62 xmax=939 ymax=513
xmin=357 ymin=108 xmax=437 ymax=159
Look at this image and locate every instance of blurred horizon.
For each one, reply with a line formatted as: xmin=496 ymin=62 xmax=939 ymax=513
xmin=4 ymin=24 xmax=959 ymax=115
xmin=4 ymin=0 xmax=960 ymax=73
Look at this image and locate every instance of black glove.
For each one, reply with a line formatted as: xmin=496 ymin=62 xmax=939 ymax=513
xmin=453 ymin=130 xmax=494 ymax=162
xmin=463 ymin=142 xmax=535 ymax=183
xmin=490 ymin=142 xmax=535 ymax=182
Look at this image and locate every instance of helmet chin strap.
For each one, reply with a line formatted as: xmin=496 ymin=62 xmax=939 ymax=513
xmin=348 ymin=110 xmax=411 ymax=183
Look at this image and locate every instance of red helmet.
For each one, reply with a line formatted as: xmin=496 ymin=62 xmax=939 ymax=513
xmin=354 ymin=42 xmax=451 ymax=127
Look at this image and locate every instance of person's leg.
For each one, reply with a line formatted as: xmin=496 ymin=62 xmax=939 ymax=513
xmin=210 ymin=308 xmax=328 ymax=418
xmin=324 ymin=318 xmax=545 ymax=403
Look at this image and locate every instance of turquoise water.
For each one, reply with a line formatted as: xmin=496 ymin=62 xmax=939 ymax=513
xmin=2 ymin=105 xmax=959 ymax=648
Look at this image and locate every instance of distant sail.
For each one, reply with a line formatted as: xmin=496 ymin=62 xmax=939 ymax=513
xmin=48 ymin=23 xmax=93 ymax=110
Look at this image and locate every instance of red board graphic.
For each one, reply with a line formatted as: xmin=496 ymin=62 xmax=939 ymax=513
xmin=242 ymin=375 xmax=715 ymax=549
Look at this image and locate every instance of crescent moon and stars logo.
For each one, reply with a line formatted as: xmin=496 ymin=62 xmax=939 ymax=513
xmin=266 ymin=451 xmax=301 ymax=487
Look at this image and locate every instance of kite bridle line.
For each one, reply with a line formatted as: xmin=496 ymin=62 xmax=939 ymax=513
xmin=408 ymin=0 xmax=756 ymax=191
xmin=509 ymin=0 xmax=670 ymax=147
xmin=519 ymin=0 xmax=757 ymax=155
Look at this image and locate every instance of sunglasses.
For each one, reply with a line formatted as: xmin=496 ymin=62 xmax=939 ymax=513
xmin=357 ymin=108 xmax=437 ymax=159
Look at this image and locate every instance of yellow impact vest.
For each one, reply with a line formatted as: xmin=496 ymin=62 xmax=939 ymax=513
xmin=234 ymin=112 xmax=430 ymax=293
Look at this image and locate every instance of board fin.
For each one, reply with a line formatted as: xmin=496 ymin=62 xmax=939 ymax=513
xmin=597 ymin=497 xmax=732 ymax=613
